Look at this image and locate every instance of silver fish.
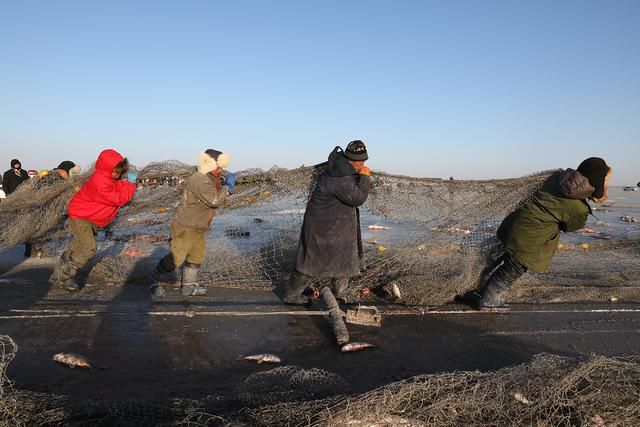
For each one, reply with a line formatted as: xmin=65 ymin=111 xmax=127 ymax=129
xmin=53 ymin=352 xmax=93 ymax=369
xmin=238 ymin=354 xmax=281 ymax=364
xmin=341 ymin=342 xmax=376 ymax=353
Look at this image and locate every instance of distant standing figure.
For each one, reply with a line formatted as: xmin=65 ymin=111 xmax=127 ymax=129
xmin=150 ymin=149 xmax=235 ymax=297
xmin=285 ymin=140 xmax=371 ymax=305
xmin=466 ymin=157 xmax=612 ymax=312
xmin=2 ymin=159 xmax=29 ymax=195
xmin=49 ymin=150 xmax=137 ymax=292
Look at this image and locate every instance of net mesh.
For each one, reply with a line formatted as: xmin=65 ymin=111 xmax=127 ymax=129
xmin=244 ymin=353 xmax=640 ymax=427
xmin=2 ymin=335 xmax=638 ymax=426
xmin=1 ymin=161 xmax=639 ymax=305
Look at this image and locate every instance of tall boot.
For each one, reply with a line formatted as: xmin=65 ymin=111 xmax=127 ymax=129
xmin=181 ymin=262 xmax=207 ymax=296
xmin=149 ymin=263 xmax=171 ymax=298
xmin=284 ymin=270 xmax=311 ymax=305
xmin=477 ymin=255 xmax=526 ymax=312
xmin=50 ymin=254 xmax=80 ymax=292
xmin=330 ymin=278 xmax=351 ymax=303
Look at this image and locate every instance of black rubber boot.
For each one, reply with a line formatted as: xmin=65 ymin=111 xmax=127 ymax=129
xmin=181 ymin=263 xmax=207 ymax=296
xmin=476 ymin=255 xmax=526 ymax=313
xmin=478 ymin=280 xmax=510 ymax=313
xmin=284 ymin=270 xmax=311 ymax=305
xmin=50 ymin=254 xmax=80 ymax=292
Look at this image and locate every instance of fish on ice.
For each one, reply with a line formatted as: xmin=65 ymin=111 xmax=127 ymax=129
xmin=368 ymin=224 xmax=391 ymax=230
xmin=53 ymin=352 xmax=93 ymax=369
xmin=238 ymin=354 xmax=281 ymax=364
xmin=341 ymin=342 xmax=376 ymax=353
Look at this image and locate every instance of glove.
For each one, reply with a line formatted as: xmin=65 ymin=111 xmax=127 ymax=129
xmin=358 ymin=166 xmax=371 ymax=176
xmin=222 ymin=172 xmax=237 ymax=192
xmin=127 ymin=172 xmax=138 ymax=183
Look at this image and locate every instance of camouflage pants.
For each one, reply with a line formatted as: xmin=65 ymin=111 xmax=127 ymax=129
xmin=64 ymin=218 xmax=98 ymax=267
xmin=159 ymin=223 xmax=206 ymax=272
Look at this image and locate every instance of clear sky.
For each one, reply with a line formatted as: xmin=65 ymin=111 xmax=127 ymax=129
xmin=1 ymin=0 xmax=638 ymax=184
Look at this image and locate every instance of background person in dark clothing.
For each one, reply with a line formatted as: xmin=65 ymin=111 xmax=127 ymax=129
xmin=466 ymin=157 xmax=612 ymax=312
xmin=2 ymin=159 xmax=29 ymax=195
xmin=284 ymin=140 xmax=371 ymax=305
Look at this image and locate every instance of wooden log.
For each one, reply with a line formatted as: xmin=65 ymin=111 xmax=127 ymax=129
xmin=321 ymin=286 xmax=350 ymax=345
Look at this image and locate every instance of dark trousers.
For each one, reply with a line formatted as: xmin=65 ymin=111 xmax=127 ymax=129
xmin=479 ymin=254 xmax=527 ymax=305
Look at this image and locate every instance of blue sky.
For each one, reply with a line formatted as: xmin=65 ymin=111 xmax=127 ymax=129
xmin=1 ymin=0 xmax=638 ymax=184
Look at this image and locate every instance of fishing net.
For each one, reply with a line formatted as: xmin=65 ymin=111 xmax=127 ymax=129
xmin=1 ymin=161 xmax=639 ymax=305
xmin=236 ymin=365 xmax=349 ymax=406
xmin=2 ymin=330 xmax=639 ymax=427
xmin=244 ymin=353 xmax=640 ymax=427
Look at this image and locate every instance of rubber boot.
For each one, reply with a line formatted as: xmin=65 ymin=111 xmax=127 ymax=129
xmin=50 ymin=254 xmax=80 ymax=292
xmin=478 ymin=278 xmax=510 ymax=313
xmin=181 ymin=263 xmax=207 ymax=296
xmin=284 ymin=270 xmax=310 ymax=305
xmin=330 ymin=278 xmax=351 ymax=303
xmin=475 ymin=255 xmax=526 ymax=312
xmin=149 ymin=262 xmax=173 ymax=298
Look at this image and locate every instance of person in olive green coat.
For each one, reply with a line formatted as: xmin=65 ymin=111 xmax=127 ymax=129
xmin=470 ymin=157 xmax=612 ymax=312
xmin=150 ymin=149 xmax=236 ymax=297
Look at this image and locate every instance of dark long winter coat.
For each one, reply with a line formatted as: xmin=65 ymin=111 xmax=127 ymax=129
xmin=68 ymin=149 xmax=137 ymax=227
xmin=294 ymin=148 xmax=371 ymax=278
xmin=2 ymin=160 xmax=29 ymax=195
xmin=498 ymin=169 xmax=594 ymax=273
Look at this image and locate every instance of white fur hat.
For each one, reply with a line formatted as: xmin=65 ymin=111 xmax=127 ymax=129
xmin=197 ymin=150 xmax=230 ymax=174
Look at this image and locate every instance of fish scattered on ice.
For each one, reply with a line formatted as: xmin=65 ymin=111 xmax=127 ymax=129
xmin=513 ymin=392 xmax=532 ymax=405
xmin=341 ymin=342 xmax=376 ymax=353
xmin=580 ymin=227 xmax=602 ymax=234
xmin=238 ymin=354 xmax=281 ymax=364
xmin=53 ymin=352 xmax=93 ymax=369
xmin=593 ymin=220 xmax=609 ymax=227
xmin=368 ymin=224 xmax=391 ymax=230
xmin=621 ymin=215 xmax=638 ymax=223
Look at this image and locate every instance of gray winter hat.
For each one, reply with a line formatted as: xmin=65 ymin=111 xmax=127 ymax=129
xmin=344 ymin=140 xmax=368 ymax=161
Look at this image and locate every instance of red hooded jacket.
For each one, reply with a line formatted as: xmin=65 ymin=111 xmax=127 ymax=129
xmin=68 ymin=149 xmax=137 ymax=227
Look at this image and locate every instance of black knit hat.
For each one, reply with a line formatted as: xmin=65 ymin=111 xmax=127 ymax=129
xmin=55 ymin=161 xmax=76 ymax=174
xmin=204 ymin=149 xmax=223 ymax=161
xmin=344 ymin=140 xmax=368 ymax=161
xmin=577 ymin=157 xmax=610 ymax=199
xmin=11 ymin=159 xmax=21 ymax=168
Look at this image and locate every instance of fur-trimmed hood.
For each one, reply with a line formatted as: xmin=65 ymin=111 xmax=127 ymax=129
xmin=197 ymin=151 xmax=230 ymax=174
xmin=68 ymin=164 xmax=82 ymax=176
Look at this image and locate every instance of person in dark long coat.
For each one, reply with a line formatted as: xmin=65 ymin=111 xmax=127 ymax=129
xmin=465 ymin=157 xmax=612 ymax=312
xmin=2 ymin=159 xmax=29 ymax=195
xmin=284 ymin=140 xmax=371 ymax=305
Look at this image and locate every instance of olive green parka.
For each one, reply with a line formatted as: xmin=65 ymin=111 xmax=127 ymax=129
xmin=497 ymin=169 xmax=594 ymax=272
xmin=174 ymin=172 xmax=228 ymax=232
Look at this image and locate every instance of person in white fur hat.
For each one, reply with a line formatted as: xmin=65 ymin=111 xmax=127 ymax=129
xmin=151 ymin=149 xmax=236 ymax=297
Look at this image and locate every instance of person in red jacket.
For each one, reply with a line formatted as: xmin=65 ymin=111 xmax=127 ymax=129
xmin=50 ymin=149 xmax=137 ymax=292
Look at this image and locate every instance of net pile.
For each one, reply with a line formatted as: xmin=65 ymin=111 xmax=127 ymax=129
xmin=236 ymin=366 xmax=349 ymax=407
xmin=244 ymin=353 xmax=640 ymax=426
xmin=1 ymin=161 xmax=639 ymax=305
xmin=2 ymin=331 xmax=639 ymax=427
